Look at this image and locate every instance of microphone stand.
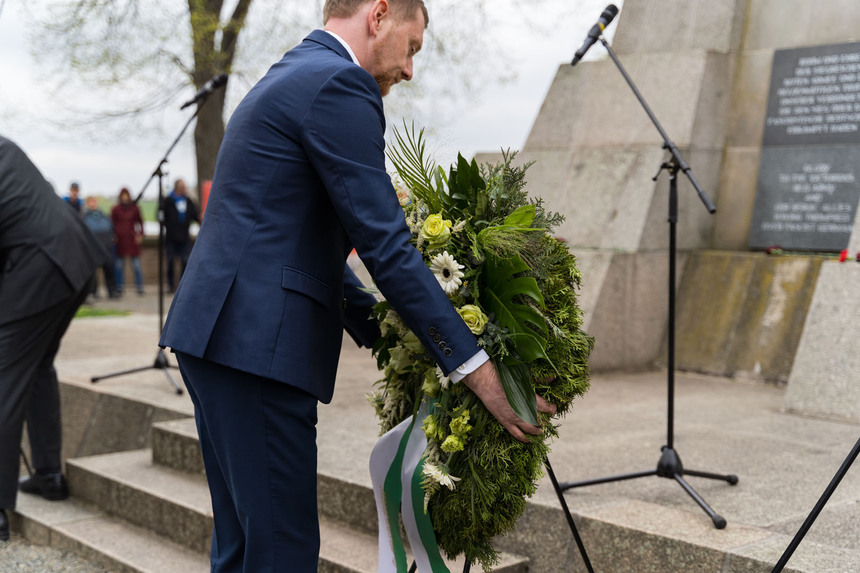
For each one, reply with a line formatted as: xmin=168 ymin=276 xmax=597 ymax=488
xmin=557 ymin=35 xmax=739 ymax=529
xmin=770 ymin=434 xmax=860 ymax=572
xmin=90 ymin=105 xmax=204 ymax=394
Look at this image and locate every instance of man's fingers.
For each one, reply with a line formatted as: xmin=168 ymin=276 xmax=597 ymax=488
xmin=463 ymin=362 xmax=556 ymax=443
xmin=505 ymin=420 xmax=542 ymax=443
xmin=520 ymin=422 xmax=542 ymax=436
xmin=536 ymin=394 xmax=556 ymax=415
xmin=505 ymin=424 xmax=529 ymax=443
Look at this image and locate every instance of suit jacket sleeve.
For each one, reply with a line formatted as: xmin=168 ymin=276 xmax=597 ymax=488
xmin=300 ymin=66 xmax=479 ymax=375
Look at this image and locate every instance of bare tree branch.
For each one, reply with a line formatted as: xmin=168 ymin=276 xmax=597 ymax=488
xmin=22 ymin=0 xmax=571 ymax=184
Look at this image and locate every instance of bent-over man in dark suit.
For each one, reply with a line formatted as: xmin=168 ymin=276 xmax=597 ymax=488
xmin=159 ymin=0 xmax=555 ymax=569
xmin=0 ymin=135 xmax=109 ymax=541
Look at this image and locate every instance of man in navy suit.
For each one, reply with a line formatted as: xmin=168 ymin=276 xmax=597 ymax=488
xmin=160 ymin=0 xmax=554 ymax=569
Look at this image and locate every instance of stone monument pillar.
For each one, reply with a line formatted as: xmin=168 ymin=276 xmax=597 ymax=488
xmin=783 ymin=208 xmax=860 ymax=421
xmin=512 ymin=0 xmax=745 ymax=370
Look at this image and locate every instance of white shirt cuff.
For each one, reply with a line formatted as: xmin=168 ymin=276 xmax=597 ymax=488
xmin=447 ymin=349 xmax=490 ymax=383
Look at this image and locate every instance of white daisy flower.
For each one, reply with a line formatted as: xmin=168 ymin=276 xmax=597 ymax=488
xmin=430 ymin=251 xmax=465 ymax=295
xmin=423 ymin=463 xmax=461 ymax=491
xmin=435 ymin=366 xmax=450 ymax=390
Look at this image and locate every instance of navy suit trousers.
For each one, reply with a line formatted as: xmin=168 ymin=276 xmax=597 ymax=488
xmin=176 ymin=352 xmax=320 ymax=572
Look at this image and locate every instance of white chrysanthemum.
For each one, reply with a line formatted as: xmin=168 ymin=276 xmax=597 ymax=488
xmin=430 ymin=251 xmax=465 ymax=295
xmin=423 ymin=463 xmax=461 ymax=491
xmin=435 ymin=366 xmax=450 ymax=390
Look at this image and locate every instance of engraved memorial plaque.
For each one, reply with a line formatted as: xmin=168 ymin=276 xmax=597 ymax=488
xmin=751 ymin=42 xmax=860 ymax=250
xmin=749 ymin=146 xmax=860 ymax=251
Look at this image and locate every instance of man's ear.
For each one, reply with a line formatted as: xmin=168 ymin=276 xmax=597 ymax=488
xmin=367 ymin=0 xmax=390 ymax=37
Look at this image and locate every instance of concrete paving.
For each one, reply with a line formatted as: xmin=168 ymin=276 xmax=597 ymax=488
xmin=10 ymin=289 xmax=860 ymax=571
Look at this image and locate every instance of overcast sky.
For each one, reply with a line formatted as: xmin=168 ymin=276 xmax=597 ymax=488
xmin=0 ymin=1 xmax=621 ymax=200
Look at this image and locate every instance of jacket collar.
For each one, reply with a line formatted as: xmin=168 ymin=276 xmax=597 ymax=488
xmin=304 ymin=29 xmax=353 ymax=62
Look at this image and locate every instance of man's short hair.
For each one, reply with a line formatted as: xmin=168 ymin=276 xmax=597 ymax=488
xmin=323 ymin=0 xmax=428 ymax=27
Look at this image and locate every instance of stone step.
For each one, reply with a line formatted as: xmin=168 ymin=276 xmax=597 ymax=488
xmin=64 ymin=448 xmax=529 ymax=572
xmin=149 ymin=418 xmax=384 ymax=537
xmin=10 ymin=494 xmax=208 ymax=573
xmin=60 ymin=384 xmax=859 ymax=573
xmin=67 ymin=448 xmax=214 ymax=554
xmin=11 ymin=494 xmax=526 ymax=573
xmin=319 ymin=518 xmax=528 ymax=573
xmin=151 ymin=417 xmax=203 ymax=475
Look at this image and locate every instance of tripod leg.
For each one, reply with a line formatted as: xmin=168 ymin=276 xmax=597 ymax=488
xmin=19 ymin=447 xmax=33 ymax=478
xmin=683 ymin=468 xmax=739 ymax=485
xmin=152 ymin=348 xmax=180 ymax=370
xmin=673 ymin=474 xmax=726 ymax=529
xmin=545 ymin=458 xmax=595 ymax=573
xmin=91 ymin=349 xmax=182 ymax=393
xmin=771 ymin=434 xmax=860 ymax=573
xmin=161 ymin=367 xmax=184 ymax=395
xmin=91 ymin=364 xmax=159 ymax=383
xmin=559 ymin=469 xmax=656 ymax=491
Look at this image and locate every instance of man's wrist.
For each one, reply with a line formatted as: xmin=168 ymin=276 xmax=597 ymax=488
xmin=447 ymin=349 xmax=490 ymax=383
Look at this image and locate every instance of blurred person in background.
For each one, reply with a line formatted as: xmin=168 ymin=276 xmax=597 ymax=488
xmin=63 ymin=181 xmax=83 ymax=213
xmin=162 ymin=178 xmax=200 ymax=293
xmin=83 ymin=195 xmax=119 ymax=299
xmin=111 ymin=187 xmax=144 ymax=296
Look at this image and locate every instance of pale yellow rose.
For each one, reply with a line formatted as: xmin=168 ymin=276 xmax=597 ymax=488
xmin=421 ymin=214 xmax=452 ymax=248
xmin=457 ymin=304 xmax=488 ymax=335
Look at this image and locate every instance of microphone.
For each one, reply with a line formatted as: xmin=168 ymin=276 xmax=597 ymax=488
xmin=571 ymin=4 xmax=619 ymax=66
xmin=180 ymin=74 xmax=228 ymax=109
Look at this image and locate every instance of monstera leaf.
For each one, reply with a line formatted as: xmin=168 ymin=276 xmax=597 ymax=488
xmin=479 ymin=252 xmax=547 ymax=426
xmin=479 ymin=252 xmax=547 ymax=363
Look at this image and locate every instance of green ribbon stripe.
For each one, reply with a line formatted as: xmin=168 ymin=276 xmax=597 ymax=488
xmin=412 ymin=454 xmax=448 ymax=572
xmin=383 ymin=418 xmax=416 ymax=572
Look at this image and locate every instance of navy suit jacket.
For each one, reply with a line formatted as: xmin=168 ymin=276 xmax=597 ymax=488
xmin=160 ymin=31 xmax=479 ymax=403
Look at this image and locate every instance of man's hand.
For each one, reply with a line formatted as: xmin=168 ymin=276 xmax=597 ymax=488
xmin=462 ymin=361 xmax=556 ymax=443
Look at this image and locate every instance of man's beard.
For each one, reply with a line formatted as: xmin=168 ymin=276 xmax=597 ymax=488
xmin=370 ymin=34 xmax=399 ymax=97
xmin=374 ymin=72 xmax=397 ymax=97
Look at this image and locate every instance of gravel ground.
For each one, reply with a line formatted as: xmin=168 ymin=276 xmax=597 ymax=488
xmin=0 ymin=539 xmax=106 ymax=572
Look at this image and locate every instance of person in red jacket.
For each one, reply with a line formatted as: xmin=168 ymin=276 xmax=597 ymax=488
xmin=110 ymin=187 xmax=144 ymax=295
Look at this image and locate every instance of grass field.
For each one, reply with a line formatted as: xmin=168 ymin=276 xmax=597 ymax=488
xmin=74 ymin=307 xmax=130 ymax=319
